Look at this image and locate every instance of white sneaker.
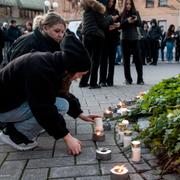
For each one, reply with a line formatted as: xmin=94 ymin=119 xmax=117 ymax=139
xmin=0 ymin=132 xmax=38 ymax=151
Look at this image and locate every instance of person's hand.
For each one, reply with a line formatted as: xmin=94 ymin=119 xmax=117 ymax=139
xmin=63 ymin=133 xmax=82 ymax=155
xmin=127 ymin=16 xmax=137 ymax=24
xmin=78 ymin=113 xmax=101 ymax=123
xmin=112 ymin=15 xmax=119 ymax=22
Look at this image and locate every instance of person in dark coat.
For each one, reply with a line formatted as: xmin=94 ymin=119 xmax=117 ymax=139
xmin=175 ymin=26 xmax=180 ymax=62
xmin=160 ymin=25 xmax=166 ymax=61
xmin=0 ymin=33 xmax=99 ymax=155
xmin=148 ymin=18 xmax=161 ymax=65
xmin=79 ymin=0 xmax=117 ymax=89
xmin=120 ymin=0 xmax=144 ymax=85
xmin=99 ymin=0 xmax=120 ymax=86
xmin=7 ymin=20 xmax=21 ymax=45
xmin=7 ymin=12 xmax=66 ymax=62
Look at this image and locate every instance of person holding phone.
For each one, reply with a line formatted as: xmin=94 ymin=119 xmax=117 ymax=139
xmin=120 ymin=0 xmax=144 ymax=85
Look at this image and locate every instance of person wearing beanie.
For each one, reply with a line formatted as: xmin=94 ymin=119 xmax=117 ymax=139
xmin=0 ymin=33 xmax=98 ymax=155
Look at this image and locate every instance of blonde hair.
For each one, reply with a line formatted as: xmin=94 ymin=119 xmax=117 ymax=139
xmin=40 ymin=12 xmax=66 ymax=30
xmin=32 ymin=15 xmax=43 ymax=30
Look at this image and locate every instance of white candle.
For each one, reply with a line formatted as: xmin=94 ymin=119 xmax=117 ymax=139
xmin=123 ymin=130 xmax=132 ymax=148
xmin=122 ymin=120 xmax=129 ymax=128
xmin=131 ymin=141 xmax=141 ymax=162
xmin=104 ymin=109 xmax=113 ymax=118
xmin=118 ymin=123 xmax=126 ymax=144
xmin=110 ymin=165 xmax=129 ymax=180
xmin=117 ymin=108 xmax=128 ymax=115
xmin=94 ymin=117 xmax=103 ymax=131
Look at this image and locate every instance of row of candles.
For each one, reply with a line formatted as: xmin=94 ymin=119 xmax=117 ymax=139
xmin=93 ymin=97 xmax=145 ymax=180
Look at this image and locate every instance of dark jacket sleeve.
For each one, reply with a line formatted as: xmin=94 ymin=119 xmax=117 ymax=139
xmin=25 ymin=72 xmax=69 ymax=140
xmin=0 ymin=29 xmax=5 ymax=49
xmin=61 ymin=93 xmax=83 ymax=118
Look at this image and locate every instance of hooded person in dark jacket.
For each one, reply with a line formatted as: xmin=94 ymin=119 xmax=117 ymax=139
xmin=0 ymin=33 xmax=99 ymax=155
xmin=148 ymin=18 xmax=161 ymax=65
xmin=79 ymin=0 xmax=117 ymax=88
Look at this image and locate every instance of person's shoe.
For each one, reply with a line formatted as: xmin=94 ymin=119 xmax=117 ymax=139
xmin=79 ymin=83 xmax=89 ymax=88
xmin=149 ymin=62 xmax=157 ymax=65
xmin=99 ymin=82 xmax=107 ymax=87
xmin=125 ymin=80 xmax=132 ymax=85
xmin=107 ymin=82 xmax=114 ymax=87
xmin=137 ymin=80 xmax=144 ymax=85
xmin=0 ymin=124 xmax=38 ymax=151
xmin=89 ymin=84 xmax=101 ymax=89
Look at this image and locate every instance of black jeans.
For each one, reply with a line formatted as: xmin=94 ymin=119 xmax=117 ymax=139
xmin=79 ymin=35 xmax=104 ymax=87
xmin=122 ymin=39 xmax=143 ymax=83
xmin=149 ymin=40 xmax=159 ymax=64
xmin=100 ymin=40 xmax=116 ymax=85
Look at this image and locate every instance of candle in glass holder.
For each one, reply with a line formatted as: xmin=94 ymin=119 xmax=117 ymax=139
xmin=103 ymin=109 xmax=113 ymax=118
xmin=123 ymin=130 xmax=132 ymax=148
xmin=117 ymin=101 xmax=126 ymax=109
xmin=110 ymin=165 xmax=129 ymax=180
xmin=96 ymin=147 xmax=111 ymax=161
xmin=92 ymin=130 xmax=105 ymax=141
xmin=118 ymin=123 xmax=126 ymax=144
xmin=117 ymin=107 xmax=128 ymax=115
xmin=122 ymin=119 xmax=129 ymax=128
xmin=131 ymin=140 xmax=141 ymax=163
xmin=94 ymin=117 xmax=103 ymax=131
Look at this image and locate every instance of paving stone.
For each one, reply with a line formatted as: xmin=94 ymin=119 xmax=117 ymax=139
xmin=76 ymin=147 xmax=97 ymax=165
xmin=34 ymin=136 xmax=55 ymax=150
xmin=72 ymin=134 xmax=93 ymax=141
xmin=0 ymin=160 xmax=26 ymax=180
xmin=96 ymin=133 xmax=116 ymax=146
xmin=76 ymin=175 xmax=110 ymax=180
xmin=0 ymin=145 xmax=19 ymax=153
xmin=49 ymin=178 xmax=74 ymax=180
xmin=142 ymin=154 xmax=157 ymax=160
xmin=163 ymin=174 xmax=180 ymax=180
xmin=129 ymin=173 xmax=144 ymax=180
xmin=147 ymin=159 xmax=159 ymax=167
xmin=76 ymin=124 xmax=92 ymax=134
xmin=21 ymin=168 xmax=48 ymax=180
xmin=0 ymin=153 xmax=7 ymax=165
xmin=101 ymin=153 xmax=128 ymax=164
xmin=101 ymin=163 xmax=136 ymax=175
xmin=131 ymin=161 xmax=152 ymax=172
xmin=27 ymin=156 xmax=74 ymax=168
xmin=50 ymin=165 xmax=99 ymax=178
xmin=7 ymin=150 xmax=52 ymax=160
xmin=141 ymin=170 xmax=161 ymax=180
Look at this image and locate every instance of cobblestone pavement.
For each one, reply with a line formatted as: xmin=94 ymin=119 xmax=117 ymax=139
xmin=0 ymin=63 xmax=180 ymax=180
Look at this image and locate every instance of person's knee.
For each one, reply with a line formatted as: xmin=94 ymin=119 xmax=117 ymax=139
xmin=55 ymin=98 xmax=69 ymax=115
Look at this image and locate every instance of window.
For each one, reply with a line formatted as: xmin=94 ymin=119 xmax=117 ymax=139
xmin=146 ymin=0 xmax=154 ymax=8
xmin=159 ymin=0 xmax=167 ymax=7
xmin=158 ymin=20 xmax=167 ymax=31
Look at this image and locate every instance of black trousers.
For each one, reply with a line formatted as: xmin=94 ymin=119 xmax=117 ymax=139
xmin=149 ymin=40 xmax=159 ymax=64
xmin=122 ymin=39 xmax=143 ymax=83
xmin=79 ymin=35 xmax=104 ymax=87
xmin=99 ymin=40 xmax=116 ymax=85
xmin=0 ymin=48 xmax=3 ymax=65
xmin=175 ymin=44 xmax=180 ymax=61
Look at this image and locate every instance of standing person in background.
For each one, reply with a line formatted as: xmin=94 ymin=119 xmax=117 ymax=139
xmin=79 ymin=0 xmax=117 ymax=89
xmin=160 ymin=25 xmax=166 ymax=62
xmin=175 ymin=26 xmax=180 ymax=62
xmin=120 ymin=0 xmax=144 ymax=85
xmin=165 ymin=24 xmax=175 ymax=63
xmin=148 ymin=19 xmax=161 ymax=65
xmin=23 ymin=21 xmax=33 ymax=34
xmin=99 ymin=0 xmax=120 ymax=87
xmin=140 ymin=21 xmax=150 ymax=65
xmin=7 ymin=20 xmax=21 ymax=45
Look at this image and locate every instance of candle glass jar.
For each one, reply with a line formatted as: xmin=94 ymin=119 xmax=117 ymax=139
xmin=118 ymin=123 xmax=127 ymax=144
xmin=131 ymin=140 xmax=141 ymax=163
xmin=92 ymin=130 xmax=105 ymax=142
xmin=94 ymin=117 xmax=103 ymax=131
xmin=123 ymin=130 xmax=132 ymax=148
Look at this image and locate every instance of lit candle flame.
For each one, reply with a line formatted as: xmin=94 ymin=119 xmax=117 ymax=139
xmin=96 ymin=130 xmax=102 ymax=136
xmin=114 ymin=165 xmax=124 ymax=173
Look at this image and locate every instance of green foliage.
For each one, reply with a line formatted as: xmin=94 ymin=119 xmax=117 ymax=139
xmin=122 ymin=75 xmax=180 ymax=174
